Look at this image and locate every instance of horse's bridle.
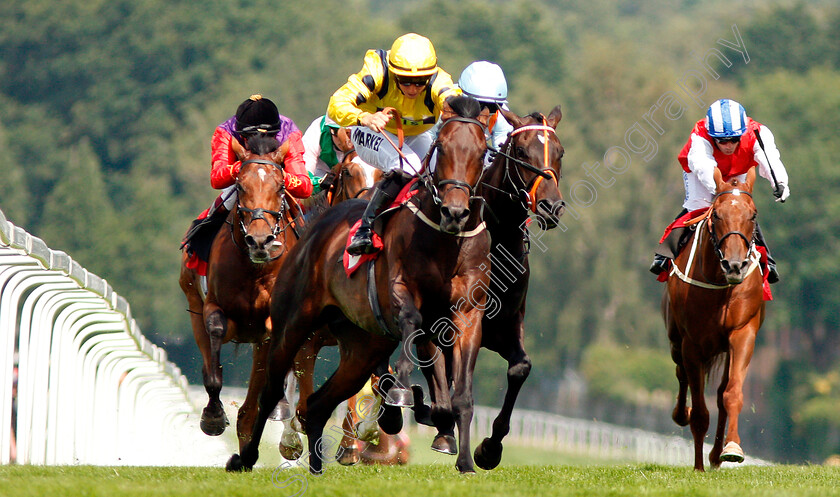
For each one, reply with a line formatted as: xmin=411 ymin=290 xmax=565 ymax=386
xmin=707 ymin=189 xmax=757 ymax=262
xmin=490 ymin=116 xmax=563 ymax=214
xmin=422 ymin=116 xmax=489 ymax=205
xmin=231 ymin=158 xmax=293 ymax=260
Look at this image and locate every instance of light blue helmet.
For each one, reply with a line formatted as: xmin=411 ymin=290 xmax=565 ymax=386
xmin=458 ymin=61 xmax=508 ymax=106
xmin=706 ymin=98 xmax=748 ymax=138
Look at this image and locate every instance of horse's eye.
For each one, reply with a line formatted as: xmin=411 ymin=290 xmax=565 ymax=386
xmin=515 ymin=147 xmax=526 ymax=159
xmin=236 ymin=184 xmax=244 ymax=193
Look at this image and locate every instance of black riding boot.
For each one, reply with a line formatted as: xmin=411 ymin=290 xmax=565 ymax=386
xmin=650 ymin=208 xmax=689 ymax=275
xmin=754 ymin=222 xmax=779 ymax=284
xmin=346 ymin=171 xmax=412 ymax=255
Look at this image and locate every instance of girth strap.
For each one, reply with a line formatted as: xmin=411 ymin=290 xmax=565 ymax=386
xmin=367 ymin=260 xmax=400 ymax=340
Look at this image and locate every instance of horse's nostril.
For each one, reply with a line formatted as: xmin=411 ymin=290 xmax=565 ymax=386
xmin=244 ymin=235 xmax=256 ymax=248
xmin=265 ymin=235 xmax=275 ymax=246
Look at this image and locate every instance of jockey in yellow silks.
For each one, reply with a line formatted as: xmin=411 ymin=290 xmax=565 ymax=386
xmin=327 ymin=33 xmax=461 ymax=255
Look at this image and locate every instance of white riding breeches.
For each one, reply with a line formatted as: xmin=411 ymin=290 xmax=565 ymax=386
xmin=349 ymin=126 xmax=433 ymax=176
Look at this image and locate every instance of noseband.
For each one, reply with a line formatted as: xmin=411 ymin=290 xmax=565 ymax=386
xmin=708 ymin=189 xmax=756 ymax=261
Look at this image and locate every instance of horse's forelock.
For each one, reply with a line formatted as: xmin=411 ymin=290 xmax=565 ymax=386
xmin=448 ymin=95 xmax=481 ymax=119
xmin=246 ymin=132 xmax=280 ymax=155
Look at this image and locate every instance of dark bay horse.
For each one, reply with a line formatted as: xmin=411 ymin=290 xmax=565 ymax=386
xmin=179 ymin=133 xmax=301 ymax=449
xmin=663 ymin=166 xmax=766 ymax=471
xmin=411 ymin=106 xmax=566 ymax=469
xmin=227 ymin=96 xmax=492 ymax=474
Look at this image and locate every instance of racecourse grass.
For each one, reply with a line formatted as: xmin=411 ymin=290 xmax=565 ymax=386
xmin=3 ymin=463 xmax=840 ymax=497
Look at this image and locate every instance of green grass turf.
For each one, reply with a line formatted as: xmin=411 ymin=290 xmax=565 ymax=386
xmin=4 ymin=463 xmax=840 ymax=497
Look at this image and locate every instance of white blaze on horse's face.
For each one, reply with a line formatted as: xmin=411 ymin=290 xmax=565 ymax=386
xmin=257 ymin=168 xmax=268 ymax=181
xmin=359 ymin=161 xmax=378 ymax=188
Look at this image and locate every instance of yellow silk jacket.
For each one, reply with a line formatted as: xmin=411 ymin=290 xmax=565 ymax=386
xmin=328 ymin=49 xmax=461 ymax=136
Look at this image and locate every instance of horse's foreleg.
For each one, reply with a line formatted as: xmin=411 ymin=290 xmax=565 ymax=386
xmin=669 ymin=322 xmax=691 ymax=427
xmin=417 ymin=341 xmax=457 ymax=455
xmin=304 ymin=336 xmax=395 ymax=475
xmin=475 ymin=324 xmax=531 ymax=470
xmin=200 ymin=303 xmax=229 ymax=436
xmin=387 ymin=282 xmax=421 ymax=408
xmin=720 ymin=325 xmax=758 ymax=464
xmin=236 ymin=336 xmax=270 ymax=451
xmin=683 ymin=343 xmax=709 ymax=472
xmin=227 ymin=310 xmax=318 ymax=472
xmin=450 ymin=316 xmax=481 ymax=474
xmin=710 ymin=352 xmax=732 ymax=468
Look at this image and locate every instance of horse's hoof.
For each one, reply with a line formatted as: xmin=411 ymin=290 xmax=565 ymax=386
xmin=720 ymin=441 xmax=745 ymax=463
xmin=384 ymin=387 xmax=414 ymax=407
xmin=269 ymin=399 xmax=292 ymax=421
xmin=474 ymin=438 xmax=503 ymax=470
xmin=456 ymin=462 xmax=476 ymax=474
xmin=279 ymin=440 xmax=304 ymax=461
xmin=290 ymin=416 xmax=304 ymax=433
xmin=431 ymin=434 xmax=457 ymax=455
xmin=354 ymin=421 xmax=380 ymax=444
xmin=225 ymin=453 xmax=251 ymax=472
xmin=200 ymin=407 xmax=229 ymax=436
xmin=378 ymin=404 xmax=404 ymax=435
xmin=337 ymin=446 xmax=360 ymax=466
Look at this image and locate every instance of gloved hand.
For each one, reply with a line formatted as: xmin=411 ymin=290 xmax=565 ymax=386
xmin=774 ymin=182 xmax=790 ymax=203
xmin=319 ymin=171 xmax=337 ymax=192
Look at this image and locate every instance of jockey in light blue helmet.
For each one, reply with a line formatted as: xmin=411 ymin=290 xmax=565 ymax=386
xmin=457 ymin=61 xmax=514 ymax=151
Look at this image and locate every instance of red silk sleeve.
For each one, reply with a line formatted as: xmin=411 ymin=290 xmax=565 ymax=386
xmin=210 ymin=128 xmax=242 ymax=189
xmin=282 ymin=131 xmax=313 ymax=198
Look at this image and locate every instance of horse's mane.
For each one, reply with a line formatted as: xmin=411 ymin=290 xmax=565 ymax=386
xmin=245 ymin=132 xmax=280 ymax=155
xmin=448 ymin=95 xmax=481 ymax=119
xmin=299 ymin=191 xmax=332 ymax=231
xmin=522 ymin=111 xmax=544 ymax=122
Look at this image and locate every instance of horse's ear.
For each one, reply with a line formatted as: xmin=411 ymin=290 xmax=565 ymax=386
xmin=440 ymin=99 xmax=456 ymax=122
xmin=500 ymin=108 xmax=523 ymax=129
xmin=546 ymin=105 xmax=562 ymax=129
xmin=477 ymin=107 xmax=491 ymax=128
xmin=713 ymin=167 xmax=724 ymax=191
xmin=270 ymin=140 xmax=291 ymax=164
xmin=744 ymin=166 xmax=756 ymax=192
xmin=231 ymin=137 xmax=246 ymax=160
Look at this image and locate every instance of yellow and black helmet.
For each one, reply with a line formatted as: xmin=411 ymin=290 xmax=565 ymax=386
xmin=387 ymin=33 xmax=438 ymax=77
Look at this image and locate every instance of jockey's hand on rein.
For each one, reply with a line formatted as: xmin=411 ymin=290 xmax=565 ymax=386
xmin=319 ymin=172 xmax=337 ymax=191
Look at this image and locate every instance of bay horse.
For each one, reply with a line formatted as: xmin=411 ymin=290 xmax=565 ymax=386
xmin=663 ymin=166 xmax=766 ymax=471
xmin=226 ymin=96 xmax=491 ymax=474
xmin=178 ymin=132 xmax=301 ymax=450
xmin=410 ymin=106 xmax=566 ymax=469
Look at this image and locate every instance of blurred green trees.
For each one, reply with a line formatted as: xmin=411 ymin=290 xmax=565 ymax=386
xmin=1 ymin=0 xmax=839 ymax=462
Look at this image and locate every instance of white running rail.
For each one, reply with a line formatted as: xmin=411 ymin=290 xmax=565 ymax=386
xmin=0 ymin=207 xmax=201 ymax=465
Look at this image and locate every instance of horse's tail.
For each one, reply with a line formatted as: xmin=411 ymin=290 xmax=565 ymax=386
xmin=705 ymin=351 xmax=728 ymax=384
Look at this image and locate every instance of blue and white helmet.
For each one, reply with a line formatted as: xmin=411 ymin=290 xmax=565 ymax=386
xmin=706 ymin=98 xmax=748 ymax=138
xmin=458 ymin=61 xmax=508 ymax=108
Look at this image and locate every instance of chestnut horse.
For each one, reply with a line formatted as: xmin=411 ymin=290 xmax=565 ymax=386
xmin=411 ymin=106 xmax=566 ymax=469
xmin=227 ymin=96 xmax=491 ymax=474
xmin=179 ymin=133 xmax=301 ymax=449
xmin=663 ymin=167 xmax=766 ymax=471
